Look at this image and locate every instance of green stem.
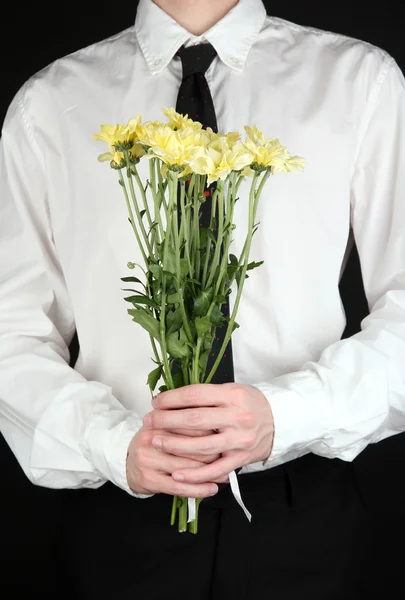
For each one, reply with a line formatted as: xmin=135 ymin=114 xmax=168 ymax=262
xmin=181 ymin=362 xmax=190 ymax=386
xmin=124 ymin=159 xmax=154 ymax=258
xmin=179 ymin=497 xmax=187 ymax=532
xmin=172 ymin=180 xmax=194 ymax=345
xmin=159 ymin=175 xmax=176 ymax=390
xmin=204 ymin=172 xmax=263 ymax=383
xmin=157 ymin=161 xmax=169 ymax=220
xmin=171 ymin=495 xmax=178 ymax=526
xmin=214 ymin=173 xmax=237 ymax=297
xmin=118 ymin=171 xmax=148 ymax=265
xmin=201 ymin=188 xmax=218 ymax=289
xmin=205 ymin=181 xmax=224 ymax=289
xmin=192 ymin=337 xmax=203 ymax=384
xmin=149 ymin=158 xmax=165 ymax=243
xmin=193 ymin=176 xmax=201 ymax=278
xmin=133 ymin=164 xmax=153 ymax=230
xmin=180 ymin=181 xmax=194 ymax=279
xmin=149 ymin=334 xmax=168 ymax=388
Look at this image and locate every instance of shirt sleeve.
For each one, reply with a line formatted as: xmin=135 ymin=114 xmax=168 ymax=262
xmin=0 ymin=83 xmax=151 ymax=498
xmin=245 ymin=53 xmax=405 ymax=472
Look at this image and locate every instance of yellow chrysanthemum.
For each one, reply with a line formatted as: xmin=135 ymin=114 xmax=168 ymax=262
xmin=190 ymin=137 xmax=254 ymax=185
xmin=243 ymin=125 xmax=305 ymax=174
xmin=163 ymin=107 xmax=203 ymax=132
xmin=145 ymin=125 xmax=206 ymax=177
xmin=130 ymin=120 xmax=162 ymax=147
xmin=97 ymin=145 xmax=126 ymax=167
xmin=97 ymin=141 xmax=146 ymax=167
xmin=92 ymin=123 xmax=133 ymax=146
xmin=270 ymin=154 xmax=307 ymax=174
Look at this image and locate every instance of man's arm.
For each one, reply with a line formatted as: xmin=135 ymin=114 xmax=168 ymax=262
xmin=0 ymin=82 xmax=145 ymax=495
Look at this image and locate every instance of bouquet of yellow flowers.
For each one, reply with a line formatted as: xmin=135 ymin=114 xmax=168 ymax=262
xmin=93 ymin=108 xmax=305 ymax=533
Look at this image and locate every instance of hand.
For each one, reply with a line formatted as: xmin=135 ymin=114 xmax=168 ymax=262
xmin=143 ymin=383 xmax=274 ymax=485
xmin=126 ymin=425 xmax=228 ymax=498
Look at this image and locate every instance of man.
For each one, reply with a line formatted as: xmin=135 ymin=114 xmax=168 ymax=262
xmin=1 ymin=0 xmax=405 ymax=598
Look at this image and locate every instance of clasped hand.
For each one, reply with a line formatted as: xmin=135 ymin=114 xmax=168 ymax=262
xmin=126 ymin=383 xmax=274 ymax=498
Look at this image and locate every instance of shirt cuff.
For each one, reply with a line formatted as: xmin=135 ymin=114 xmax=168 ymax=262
xmin=251 ymin=369 xmax=332 ymax=467
xmin=81 ymin=409 xmax=154 ymax=499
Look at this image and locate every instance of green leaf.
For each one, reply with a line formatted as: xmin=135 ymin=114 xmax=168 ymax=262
xmin=167 ymin=292 xmax=180 ymax=304
xmin=167 ymin=328 xmax=192 ymax=359
xmin=156 ymin=242 xmax=164 ymax=261
xmin=214 ymin=294 xmax=226 ymax=305
xmin=124 ymin=295 xmax=159 ymax=308
xmin=227 ymin=263 xmax=239 ymax=280
xmin=207 ymin=228 xmax=217 ymax=243
xmin=246 ymin=260 xmax=264 ymax=271
xmin=193 ymin=289 xmax=212 ymax=316
xmin=195 ymin=315 xmax=212 ymax=337
xmin=159 ymin=385 xmax=168 ymax=393
xmin=172 ymin=370 xmax=184 ymax=389
xmin=147 ymin=365 xmax=163 ymax=393
xmin=166 ymin=308 xmax=183 ymax=334
xmin=128 ymin=308 xmax=161 ymax=342
xmin=149 ymin=264 xmax=162 ymax=280
xmin=140 ymin=209 xmax=146 ymax=219
xmin=121 ymin=276 xmax=145 ymax=286
xmin=209 ymin=304 xmax=226 ymax=327
xmin=229 ymin=254 xmax=238 ymax=266
xmin=185 ymin=278 xmax=202 ymax=286
xmin=166 ymin=245 xmax=177 ymax=275
xmin=198 ymin=351 xmax=210 ymax=372
xmin=180 ymin=258 xmax=189 ymax=278
xmin=231 ymin=321 xmax=240 ymax=333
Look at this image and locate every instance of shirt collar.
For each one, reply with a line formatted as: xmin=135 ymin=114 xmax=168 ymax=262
xmin=135 ymin=0 xmax=267 ymax=75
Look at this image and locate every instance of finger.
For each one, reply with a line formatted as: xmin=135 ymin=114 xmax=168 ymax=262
xmin=144 ymin=448 xmax=215 ymax=473
xmin=172 ymin=453 xmax=244 ymax=484
xmin=153 ymin=383 xmax=232 ymax=410
xmin=152 ymin=432 xmax=229 ymax=457
xmin=147 ymin=473 xmax=219 ymax=499
xmin=167 ymin=428 xmax=213 ymax=438
xmin=144 ymin=407 xmax=232 ymax=432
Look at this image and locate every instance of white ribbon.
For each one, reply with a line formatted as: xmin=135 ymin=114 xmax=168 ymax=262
xmin=187 ymin=497 xmax=196 ymax=523
xmin=187 ymin=470 xmax=251 ymax=523
xmin=229 ymin=469 xmax=252 ymax=522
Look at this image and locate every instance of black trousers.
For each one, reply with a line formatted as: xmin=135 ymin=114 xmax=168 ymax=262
xmin=57 ymin=453 xmax=378 ymax=600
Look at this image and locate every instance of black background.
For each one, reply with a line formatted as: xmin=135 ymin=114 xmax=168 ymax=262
xmin=1 ymin=0 xmax=404 ymax=595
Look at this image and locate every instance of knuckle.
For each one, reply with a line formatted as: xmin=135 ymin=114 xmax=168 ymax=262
xmin=185 ymin=410 xmax=202 ymax=426
xmin=236 ymin=411 xmax=255 ymax=428
xmin=200 ymin=443 xmax=217 ymax=456
xmin=172 ymin=484 xmax=187 ymax=496
xmin=181 ymin=384 xmax=199 ymax=406
xmin=229 ymin=383 xmax=247 ymax=404
xmin=243 ymin=433 xmax=257 ymax=449
xmin=135 ymin=448 xmax=148 ymax=468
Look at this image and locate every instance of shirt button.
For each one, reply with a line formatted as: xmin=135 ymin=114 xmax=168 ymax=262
xmin=231 ymin=57 xmax=241 ymax=65
xmin=153 ymin=59 xmax=162 ymax=66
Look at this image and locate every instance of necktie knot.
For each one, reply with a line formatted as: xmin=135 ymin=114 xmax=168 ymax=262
xmin=176 ymin=43 xmax=217 ymax=79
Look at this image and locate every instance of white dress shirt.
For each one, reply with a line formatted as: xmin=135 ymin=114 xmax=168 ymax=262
xmin=1 ymin=0 xmax=405 ymax=498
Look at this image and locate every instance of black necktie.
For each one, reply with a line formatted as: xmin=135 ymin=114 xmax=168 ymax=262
xmin=175 ymin=43 xmax=234 ymax=385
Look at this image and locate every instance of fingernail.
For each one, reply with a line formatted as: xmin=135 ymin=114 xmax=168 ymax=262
xmin=210 ymin=486 xmax=218 ymax=496
xmin=152 ymin=436 xmax=162 ymax=449
xmin=143 ymin=413 xmax=152 ymax=428
xmin=173 ymin=473 xmax=184 ymax=481
xmin=152 ymin=394 xmax=159 ymax=408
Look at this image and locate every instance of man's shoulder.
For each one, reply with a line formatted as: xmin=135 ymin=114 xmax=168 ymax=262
xmin=261 ymin=14 xmax=391 ymax=70
xmin=16 ymin=26 xmax=137 ymax=106
xmin=3 ymin=26 xmax=138 ymax=133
